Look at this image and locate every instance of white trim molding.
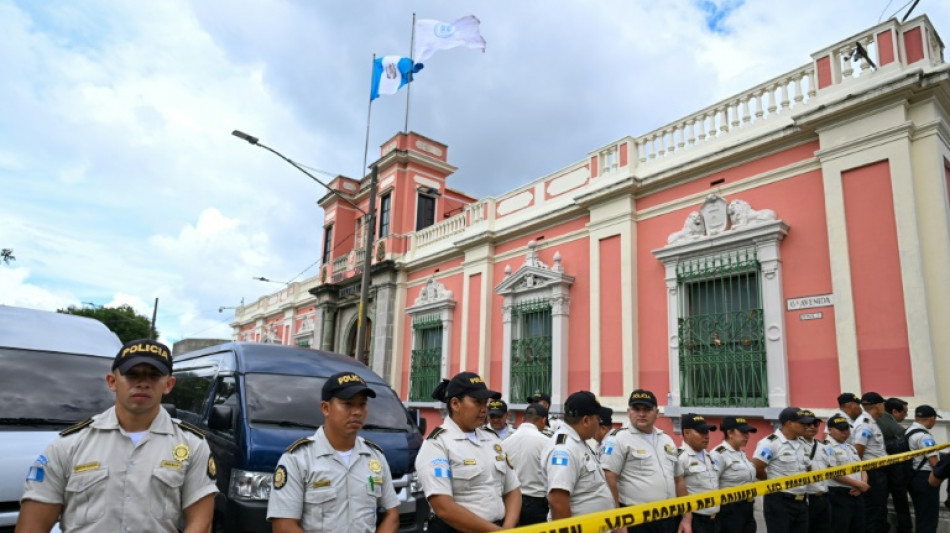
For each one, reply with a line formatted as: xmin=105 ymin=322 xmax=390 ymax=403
xmin=653 ymin=194 xmax=791 ymax=411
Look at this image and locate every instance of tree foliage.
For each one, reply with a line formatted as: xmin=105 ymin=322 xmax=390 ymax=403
xmin=58 ymin=304 xmax=155 ymax=344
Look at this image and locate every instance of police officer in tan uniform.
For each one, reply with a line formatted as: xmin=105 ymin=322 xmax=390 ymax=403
xmin=484 ymin=399 xmax=515 ymax=440
xmin=710 ymin=416 xmax=757 ymax=533
xmin=17 ymin=339 xmax=218 ymax=533
xmin=414 ymin=372 xmax=521 ymax=532
xmin=752 ymin=407 xmax=814 ymax=533
xmin=674 ymin=414 xmax=720 ymax=533
xmin=541 ymin=391 xmax=615 ymax=520
xmin=267 ymin=372 xmax=398 ymax=533
xmin=800 ymin=411 xmax=832 ymax=533
xmin=825 ymin=415 xmax=869 ymax=533
xmin=601 ymin=389 xmax=679 ymax=533
xmin=505 ymin=403 xmax=550 ymax=525
xmin=852 ymin=392 xmax=888 ymax=533
xmin=906 ymin=405 xmax=941 ymax=533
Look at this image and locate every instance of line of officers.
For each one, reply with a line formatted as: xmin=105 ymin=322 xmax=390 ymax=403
xmin=262 ymin=370 xmax=950 ymax=533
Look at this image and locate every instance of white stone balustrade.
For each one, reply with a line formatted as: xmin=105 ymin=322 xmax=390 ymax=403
xmin=412 ymin=210 xmax=469 ymax=249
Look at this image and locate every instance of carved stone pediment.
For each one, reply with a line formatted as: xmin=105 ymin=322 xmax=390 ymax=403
xmin=665 ymin=194 xmax=780 ymax=246
xmin=495 ymin=241 xmax=574 ymax=295
xmin=407 ymin=277 xmax=456 ymax=315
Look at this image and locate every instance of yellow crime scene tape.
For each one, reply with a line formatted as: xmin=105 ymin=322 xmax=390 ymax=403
xmin=503 ymin=441 xmax=950 ymax=533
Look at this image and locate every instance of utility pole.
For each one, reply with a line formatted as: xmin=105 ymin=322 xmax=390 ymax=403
xmin=354 ymin=164 xmax=379 ymax=365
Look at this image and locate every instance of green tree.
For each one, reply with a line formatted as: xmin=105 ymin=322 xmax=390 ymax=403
xmin=58 ymin=304 xmax=156 ymax=343
xmin=1 ymin=248 xmax=14 ymax=264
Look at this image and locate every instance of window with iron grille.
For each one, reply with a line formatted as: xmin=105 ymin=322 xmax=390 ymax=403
xmin=510 ymin=299 xmax=552 ymax=404
xmin=409 ymin=315 xmax=443 ymax=402
xmin=677 ymin=249 xmax=767 ymax=407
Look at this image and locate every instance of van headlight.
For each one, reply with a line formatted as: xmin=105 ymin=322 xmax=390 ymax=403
xmin=229 ymin=469 xmax=273 ymax=501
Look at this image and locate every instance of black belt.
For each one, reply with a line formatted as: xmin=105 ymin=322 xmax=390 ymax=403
xmin=771 ymin=492 xmax=807 ymax=502
xmin=808 ymin=492 xmax=827 ymax=499
xmin=523 ymin=495 xmax=548 ymax=503
xmin=692 ymin=513 xmax=717 ymax=521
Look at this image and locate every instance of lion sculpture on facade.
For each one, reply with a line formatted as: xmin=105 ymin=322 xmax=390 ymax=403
xmin=667 ymin=211 xmax=706 ymax=244
xmin=727 ymin=199 xmax=776 ymax=228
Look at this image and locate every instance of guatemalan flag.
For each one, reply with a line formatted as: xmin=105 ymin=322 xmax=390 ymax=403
xmin=370 ymin=56 xmax=423 ymax=100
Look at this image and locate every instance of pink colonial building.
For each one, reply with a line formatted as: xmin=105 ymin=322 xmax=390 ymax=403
xmin=232 ymin=15 xmax=950 ymax=438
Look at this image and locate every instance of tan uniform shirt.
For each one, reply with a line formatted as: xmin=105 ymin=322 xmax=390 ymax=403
xmin=504 ymin=423 xmax=550 ymax=498
xmin=710 ymin=441 xmax=756 ymax=488
xmin=601 ymin=426 xmax=678 ymax=505
xmin=266 ymin=427 xmax=398 ymax=532
xmin=907 ymin=422 xmax=938 ymax=472
xmin=21 ymin=407 xmax=218 ymax=533
xmin=852 ymin=412 xmax=886 ymax=459
xmin=541 ymin=424 xmax=615 ymax=517
xmin=674 ymin=447 xmax=720 ymax=516
xmin=752 ymin=430 xmax=810 ymax=496
xmin=414 ymin=416 xmax=519 ymax=523
xmin=483 ymin=423 xmax=515 ymax=440
xmin=801 ymin=438 xmax=833 ymax=494
xmin=826 ymin=439 xmax=863 ymax=489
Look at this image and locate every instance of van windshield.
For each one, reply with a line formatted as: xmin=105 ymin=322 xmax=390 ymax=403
xmin=0 ymin=348 xmax=114 ymax=424
xmin=245 ymin=373 xmax=409 ymax=431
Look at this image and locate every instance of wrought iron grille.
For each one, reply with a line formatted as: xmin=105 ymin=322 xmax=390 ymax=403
xmin=676 ymin=250 xmax=767 ymax=407
xmin=409 ymin=315 xmax=443 ymax=402
xmin=510 ymin=299 xmax=552 ymax=404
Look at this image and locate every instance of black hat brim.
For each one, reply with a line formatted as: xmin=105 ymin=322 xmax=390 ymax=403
xmin=737 ymin=424 xmax=757 ymax=433
xmin=798 ymin=416 xmax=817 ymax=424
xmin=468 ymin=388 xmax=502 ymax=400
xmin=116 ymin=356 xmax=170 ymax=375
xmin=629 ymin=400 xmax=657 ymax=408
xmin=695 ymin=423 xmax=717 ymax=432
xmin=332 ymin=385 xmax=377 ymax=400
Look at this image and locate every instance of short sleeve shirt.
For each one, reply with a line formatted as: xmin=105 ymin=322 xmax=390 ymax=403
xmin=852 ymin=412 xmax=886 ymax=459
xmin=674 ymin=447 xmax=720 ymax=516
xmin=504 ymin=423 xmax=550 ymax=498
xmin=600 ymin=426 xmax=678 ymax=505
xmin=826 ymin=439 xmax=862 ymax=488
xmin=21 ymin=407 xmax=218 ymax=533
xmin=752 ymin=430 xmax=810 ymax=495
xmin=266 ymin=427 xmax=398 ymax=532
xmin=906 ymin=422 xmax=938 ymax=472
xmin=414 ymin=416 xmax=519 ymax=523
xmin=541 ymin=425 xmax=615 ymax=517
xmin=709 ymin=441 xmax=756 ymax=489
xmin=800 ymin=439 xmax=834 ymax=494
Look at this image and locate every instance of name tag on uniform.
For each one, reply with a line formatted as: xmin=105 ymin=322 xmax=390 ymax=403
xmin=311 ymin=479 xmax=332 ymax=488
xmin=495 ymin=455 xmax=505 ymax=461
xmin=73 ymin=462 xmax=100 ymax=473
xmin=463 ymin=459 xmax=477 ymax=465
xmin=371 ymin=476 xmax=383 ymax=485
xmin=160 ymin=460 xmax=182 ymax=470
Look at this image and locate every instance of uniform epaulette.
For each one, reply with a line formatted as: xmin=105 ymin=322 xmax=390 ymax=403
xmin=427 ymin=427 xmax=447 ymax=440
xmin=677 ymin=448 xmax=685 ymax=456
xmin=861 ymin=417 xmax=870 ymax=423
xmin=285 ymin=437 xmax=313 ymax=453
xmin=555 ymin=433 xmax=568 ymax=445
xmin=715 ymin=445 xmax=726 ymax=453
xmin=363 ymin=438 xmax=384 ymax=454
xmin=609 ymin=427 xmax=625 ymax=436
xmin=482 ymin=427 xmax=500 ymax=438
xmin=176 ymin=420 xmax=206 ymax=439
xmin=821 ymin=439 xmax=829 ymax=445
xmin=542 ymin=428 xmax=554 ymax=437
xmin=60 ymin=418 xmax=93 ymax=436
xmin=767 ymin=434 xmax=778 ymax=441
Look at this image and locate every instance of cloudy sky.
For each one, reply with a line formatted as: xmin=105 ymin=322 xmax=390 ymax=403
xmin=2 ymin=0 xmax=949 ymax=345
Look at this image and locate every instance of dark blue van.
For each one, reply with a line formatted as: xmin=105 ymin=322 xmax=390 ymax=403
xmin=165 ymin=342 xmax=428 ymax=533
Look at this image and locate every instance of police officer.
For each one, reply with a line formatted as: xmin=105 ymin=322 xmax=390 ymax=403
xmin=415 ymin=372 xmax=521 ymax=532
xmin=836 ymin=392 xmax=863 ymax=436
xmin=17 ymin=339 xmax=218 ymax=533
xmin=710 ymin=417 xmax=757 ymax=533
xmin=853 ymin=392 xmax=888 ymax=533
xmin=267 ymin=372 xmax=398 ymax=533
xmin=541 ymin=391 xmax=615 ymax=520
xmin=602 ymin=389 xmax=679 ymax=533
xmin=675 ymin=414 xmax=720 ymax=533
xmin=592 ymin=407 xmax=614 ymax=458
xmin=800 ymin=411 xmax=832 ymax=533
xmin=505 ymin=404 xmax=551 ymax=525
xmin=485 ymin=399 xmax=515 ymax=440
xmin=880 ymin=397 xmax=912 ymax=533
xmin=825 ymin=415 xmax=869 ymax=533
xmin=752 ymin=407 xmax=814 ymax=533
xmin=907 ymin=405 xmax=941 ymax=533
xmin=529 ymin=391 xmax=563 ymax=433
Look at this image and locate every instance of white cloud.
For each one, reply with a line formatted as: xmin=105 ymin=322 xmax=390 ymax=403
xmin=0 ymin=267 xmax=79 ymax=311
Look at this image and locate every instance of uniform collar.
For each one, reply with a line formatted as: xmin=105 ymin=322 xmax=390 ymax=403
xmin=630 ymin=425 xmax=664 ymax=437
xmin=516 ymin=423 xmax=541 ymax=435
xmin=718 ymin=440 xmax=740 ymax=453
xmin=681 ymin=445 xmax=706 ymax=458
xmin=774 ymin=429 xmax=800 ymax=448
xmin=311 ymin=426 xmax=371 ymax=457
xmin=556 ymin=423 xmax=583 ymax=443
xmin=443 ymin=415 xmax=493 ymax=442
xmin=908 ymin=421 xmax=926 ymax=431
xmin=92 ymin=405 xmax=175 ymax=434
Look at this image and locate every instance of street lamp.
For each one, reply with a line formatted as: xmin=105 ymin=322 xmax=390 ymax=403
xmin=252 ymin=276 xmax=290 ymax=285
xmin=232 ymin=129 xmax=379 ymax=365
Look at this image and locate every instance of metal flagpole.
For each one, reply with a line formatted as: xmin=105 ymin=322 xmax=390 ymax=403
xmin=403 ymin=13 xmax=416 ymax=134
xmin=355 ymin=54 xmax=378 ymax=366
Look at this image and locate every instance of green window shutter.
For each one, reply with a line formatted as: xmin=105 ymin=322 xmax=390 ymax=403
xmin=510 ymin=299 xmax=553 ymax=404
xmin=409 ymin=315 xmax=443 ymax=402
xmin=677 ymin=250 xmax=767 ymax=407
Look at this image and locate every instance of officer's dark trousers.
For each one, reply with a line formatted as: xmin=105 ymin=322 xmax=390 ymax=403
xmin=676 ymin=513 xmax=718 ymax=533
xmin=865 ymin=468 xmax=889 ymax=533
xmin=763 ymin=492 xmax=808 ymax=533
xmin=717 ymin=499 xmax=756 ymax=533
xmin=829 ymin=486 xmax=865 ymax=533
xmin=518 ymin=495 xmax=549 ymax=526
xmin=885 ymin=463 xmax=913 ymax=533
xmin=909 ymin=469 xmax=940 ymax=533
xmin=806 ymin=492 xmax=830 ymax=533
xmin=628 ymin=516 xmax=676 ymax=533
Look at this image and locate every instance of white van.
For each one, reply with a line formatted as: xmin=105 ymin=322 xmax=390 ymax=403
xmin=0 ymin=305 xmax=121 ymax=531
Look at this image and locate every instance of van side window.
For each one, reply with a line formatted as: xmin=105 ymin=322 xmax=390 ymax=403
xmin=167 ymin=366 xmax=217 ymax=419
xmin=213 ymin=376 xmax=238 ymax=407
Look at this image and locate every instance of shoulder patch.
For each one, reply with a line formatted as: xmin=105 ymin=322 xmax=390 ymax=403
xmin=427 ymin=427 xmax=447 ymax=440
xmin=715 ymin=445 xmax=726 ymax=453
xmin=363 ymin=438 xmax=383 ymax=454
xmin=59 ymin=418 xmax=93 ymax=436
xmin=555 ymin=433 xmax=568 ymax=445
xmin=285 ymin=437 xmax=313 ymax=453
xmin=766 ymin=434 xmax=778 ymax=441
xmin=176 ymin=420 xmax=206 ymax=439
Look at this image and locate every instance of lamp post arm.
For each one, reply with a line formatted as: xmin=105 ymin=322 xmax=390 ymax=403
xmin=255 ymin=141 xmax=367 ymax=216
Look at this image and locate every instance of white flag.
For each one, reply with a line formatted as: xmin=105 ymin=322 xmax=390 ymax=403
xmin=413 ymin=15 xmax=486 ymax=63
